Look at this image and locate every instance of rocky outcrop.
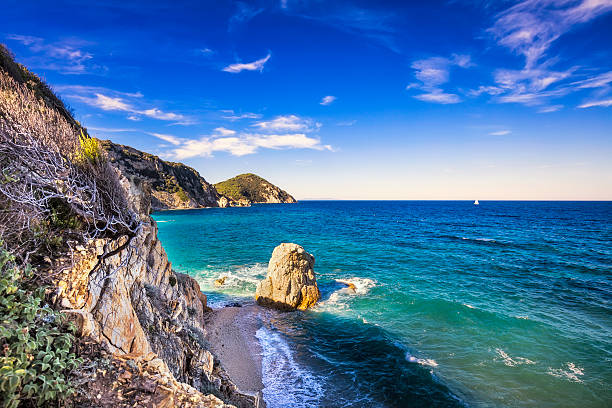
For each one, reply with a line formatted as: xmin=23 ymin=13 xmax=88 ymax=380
xmin=101 ymin=140 xmax=224 ymax=211
xmin=255 ymin=243 xmax=320 ymax=310
xmin=55 ymin=174 xmax=259 ymax=407
xmin=214 ymin=173 xmax=297 ymax=205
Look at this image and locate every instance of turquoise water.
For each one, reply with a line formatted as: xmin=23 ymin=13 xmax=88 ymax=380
xmin=153 ymin=201 xmax=612 ymax=407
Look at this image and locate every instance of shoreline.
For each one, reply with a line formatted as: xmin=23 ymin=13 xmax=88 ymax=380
xmin=203 ymin=304 xmax=267 ymax=402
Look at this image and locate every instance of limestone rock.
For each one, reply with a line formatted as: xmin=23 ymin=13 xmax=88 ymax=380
xmin=255 ymin=243 xmax=320 ymax=310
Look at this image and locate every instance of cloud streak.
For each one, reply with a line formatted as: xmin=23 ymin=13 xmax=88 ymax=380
xmin=156 ymin=114 xmax=333 ymax=158
xmin=56 ymin=85 xmax=193 ymax=124
xmin=320 ymin=95 xmax=337 ymax=105
xmin=6 ymin=34 xmax=96 ymax=74
xmin=252 ymin=115 xmax=320 ymax=132
xmin=578 ymin=99 xmax=612 ymax=108
xmin=407 ymin=54 xmax=472 ymax=104
xmin=476 ymin=0 xmax=612 ymax=108
xmin=223 ymin=54 xmax=271 ymax=73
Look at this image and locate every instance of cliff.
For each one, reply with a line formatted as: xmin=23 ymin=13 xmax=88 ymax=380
xmin=101 ymin=140 xmax=225 ymax=211
xmin=215 ymin=173 xmax=297 ymax=204
xmin=0 ymin=44 xmax=261 ymax=407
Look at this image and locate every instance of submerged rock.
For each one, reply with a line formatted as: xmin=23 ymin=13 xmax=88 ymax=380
xmin=214 ymin=276 xmax=227 ymax=287
xmin=255 ymin=243 xmax=320 ymax=310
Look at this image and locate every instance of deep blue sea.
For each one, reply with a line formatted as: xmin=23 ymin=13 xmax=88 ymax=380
xmin=153 ymin=201 xmax=612 ymax=408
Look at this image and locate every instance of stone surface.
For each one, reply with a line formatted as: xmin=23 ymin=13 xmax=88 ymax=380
xmin=255 ymin=243 xmax=320 ymax=310
xmin=55 ymin=176 xmax=258 ymax=408
xmin=101 ymin=140 xmax=223 ymax=211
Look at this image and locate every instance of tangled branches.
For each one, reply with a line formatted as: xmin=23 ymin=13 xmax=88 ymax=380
xmin=0 ymin=67 xmax=140 ymax=267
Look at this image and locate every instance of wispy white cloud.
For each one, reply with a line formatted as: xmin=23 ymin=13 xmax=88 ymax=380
xmin=407 ymin=54 xmax=472 ymax=104
xmin=222 ymin=54 xmax=271 ymax=73
xmin=488 ymin=0 xmax=612 ymax=70
xmin=88 ymin=127 xmax=186 ymax=146
xmin=213 ymin=127 xmax=237 ymax=136
xmin=228 ymin=2 xmax=264 ymax=31
xmin=578 ymin=99 xmax=612 ymax=108
xmin=569 ymin=71 xmax=612 ymax=89
xmin=150 ymin=133 xmax=183 ymax=145
xmin=320 ymin=95 xmax=337 ymax=106
xmin=171 ymin=132 xmax=331 ymax=159
xmin=280 ymin=3 xmax=400 ymax=53
xmin=6 ymin=34 xmax=96 ymax=74
xmin=538 ymin=104 xmax=564 ymax=113
xmin=489 ymin=130 xmax=511 ymax=136
xmin=220 ymin=110 xmax=263 ymax=121
xmin=414 ymin=90 xmax=461 ymax=104
xmin=337 ymin=119 xmax=357 ymax=126
xmin=478 ymin=0 xmax=612 ymax=108
xmin=252 ymin=115 xmax=320 ymax=132
xmin=56 ymin=85 xmax=192 ymax=124
xmin=165 ymin=113 xmax=331 ymax=159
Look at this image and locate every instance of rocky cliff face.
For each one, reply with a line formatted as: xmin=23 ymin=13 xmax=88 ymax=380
xmin=55 ymin=173 xmax=261 ymax=407
xmin=215 ymin=173 xmax=297 ymax=205
xmin=101 ymin=140 xmax=224 ymax=211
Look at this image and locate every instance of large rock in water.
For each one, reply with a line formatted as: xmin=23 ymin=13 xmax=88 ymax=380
xmin=255 ymin=243 xmax=320 ymax=310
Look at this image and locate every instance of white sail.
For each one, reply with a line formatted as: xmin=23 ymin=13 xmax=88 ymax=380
xmin=474 ymin=200 xmax=479 ymax=205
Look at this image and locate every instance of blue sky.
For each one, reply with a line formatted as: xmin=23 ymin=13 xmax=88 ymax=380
xmin=2 ymin=0 xmax=611 ymax=199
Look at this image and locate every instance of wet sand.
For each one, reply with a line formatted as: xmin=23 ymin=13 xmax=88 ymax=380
xmin=204 ymin=304 xmax=266 ymax=396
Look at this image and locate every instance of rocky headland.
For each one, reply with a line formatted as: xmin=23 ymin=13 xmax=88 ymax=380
xmin=215 ymin=173 xmax=297 ymax=205
xmin=101 ymin=140 xmax=224 ymax=211
xmin=101 ymin=142 xmax=296 ymax=211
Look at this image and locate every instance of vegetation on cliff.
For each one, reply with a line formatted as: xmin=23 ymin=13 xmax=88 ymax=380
xmin=0 ymin=44 xmax=139 ymax=267
xmin=0 ymin=44 xmax=258 ymax=408
xmin=214 ymin=173 xmax=296 ymax=204
xmin=0 ymin=43 xmax=141 ymax=407
xmin=0 ymin=248 xmax=81 ymax=408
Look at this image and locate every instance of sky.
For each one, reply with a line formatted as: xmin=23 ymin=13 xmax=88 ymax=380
xmin=2 ymin=0 xmax=611 ymax=200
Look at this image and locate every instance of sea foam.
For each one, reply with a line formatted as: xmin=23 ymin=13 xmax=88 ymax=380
xmin=547 ymin=362 xmax=584 ymax=383
xmin=256 ymin=326 xmax=325 ymax=408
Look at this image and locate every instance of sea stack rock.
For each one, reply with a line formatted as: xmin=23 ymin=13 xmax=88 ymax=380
xmin=255 ymin=243 xmax=320 ymax=310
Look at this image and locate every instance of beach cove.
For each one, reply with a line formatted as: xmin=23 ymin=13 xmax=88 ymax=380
xmin=154 ymin=200 xmax=612 ymax=408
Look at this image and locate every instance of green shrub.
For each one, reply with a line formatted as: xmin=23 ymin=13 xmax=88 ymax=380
xmin=0 ymin=247 xmax=82 ymax=408
xmin=176 ymin=188 xmax=189 ymax=202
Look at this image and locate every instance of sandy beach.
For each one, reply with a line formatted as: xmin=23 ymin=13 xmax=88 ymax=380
xmin=204 ymin=304 xmax=266 ymax=397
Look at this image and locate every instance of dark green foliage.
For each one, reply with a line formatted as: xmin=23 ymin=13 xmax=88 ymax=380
xmin=168 ymin=275 xmax=177 ymax=287
xmin=214 ymin=173 xmax=295 ymax=203
xmin=0 ymin=247 xmax=82 ymax=408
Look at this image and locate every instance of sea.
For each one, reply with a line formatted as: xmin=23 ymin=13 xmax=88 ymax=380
xmin=152 ymin=201 xmax=612 ymax=408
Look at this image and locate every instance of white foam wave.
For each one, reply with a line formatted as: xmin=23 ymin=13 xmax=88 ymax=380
xmin=156 ymin=220 xmax=174 ymax=223
xmin=405 ymin=352 xmax=439 ymax=368
xmin=335 ymin=277 xmax=376 ymax=295
xmin=547 ymin=362 xmax=584 ymax=383
xmin=462 ymin=237 xmax=496 ymax=242
xmin=202 ymin=263 xmax=267 ymax=296
xmin=256 ymin=326 xmax=325 ymax=408
xmin=316 ymin=277 xmax=377 ymax=312
xmin=495 ymin=348 xmax=536 ymax=367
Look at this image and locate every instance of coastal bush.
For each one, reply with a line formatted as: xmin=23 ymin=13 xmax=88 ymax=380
xmin=0 ymin=48 xmax=140 ymax=267
xmin=77 ymin=129 xmax=101 ymax=164
xmin=176 ymin=188 xmax=189 ymax=202
xmin=0 ymin=247 xmax=82 ymax=408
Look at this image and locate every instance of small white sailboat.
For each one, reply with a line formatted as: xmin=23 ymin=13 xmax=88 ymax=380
xmin=474 ymin=199 xmax=479 ymax=205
